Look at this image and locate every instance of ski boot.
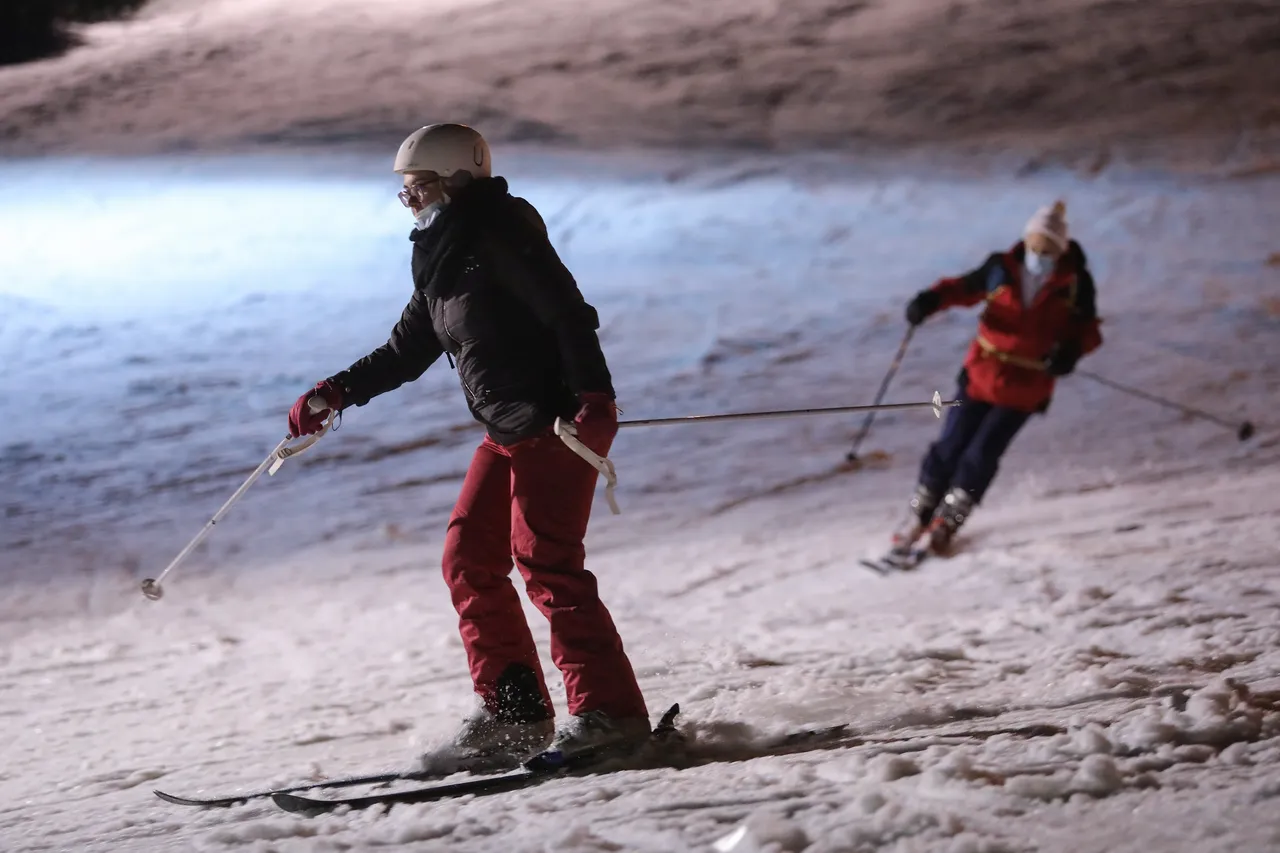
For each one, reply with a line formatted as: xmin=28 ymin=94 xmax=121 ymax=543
xmin=925 ymin=486 xmax=975 ymax=554
xmin=890 ymin=484 xmax=939 ymax=554
xmin=420 ymin=664 xmax=554 ymax=774
xmin=542 ymin=710 xmax=652 ymax=764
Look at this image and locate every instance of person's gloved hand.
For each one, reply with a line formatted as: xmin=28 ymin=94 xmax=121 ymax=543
xmin=1043 ymin=342 xmax=1081 ymax=377
xmin=571 ymin=392 xmax=618 ymax=453
xmin=288 ymin=380 xmax=343 ymax=437
xmin=905 ymin=290 xmax=942 ymax=326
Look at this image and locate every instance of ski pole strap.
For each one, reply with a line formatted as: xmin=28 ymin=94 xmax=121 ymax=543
xmin=554 ymin=418 xmax=622 ymax=515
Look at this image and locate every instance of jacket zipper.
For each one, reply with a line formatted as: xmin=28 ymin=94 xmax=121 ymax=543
xmin=444 ymin=328 xmax=484 ymax=403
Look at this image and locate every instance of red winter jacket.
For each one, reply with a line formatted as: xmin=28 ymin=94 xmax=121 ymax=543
xmin=929 ymin=241 xmax=1103 ymax=413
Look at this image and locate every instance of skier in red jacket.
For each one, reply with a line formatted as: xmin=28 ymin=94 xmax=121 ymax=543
xmin=893 ymin=201 xmax=1103 ymax=555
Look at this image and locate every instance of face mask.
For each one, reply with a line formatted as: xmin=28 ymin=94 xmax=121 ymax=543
xmin=413 ymin=199 xmax=446 ymax=230
xmin=1024 ymin=250 xmax=1054 ymax=275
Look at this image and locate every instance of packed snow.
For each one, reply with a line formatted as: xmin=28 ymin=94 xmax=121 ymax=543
xmin=2 ymin=1 xmax=1280 ymax=851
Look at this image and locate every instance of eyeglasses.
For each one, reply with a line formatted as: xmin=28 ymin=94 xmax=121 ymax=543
xmin=397 ymin=176 xmax=442 ymax=208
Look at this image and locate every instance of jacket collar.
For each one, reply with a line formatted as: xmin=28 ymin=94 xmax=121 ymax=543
xmin=409 ymin=176 xmax=511 ymax=245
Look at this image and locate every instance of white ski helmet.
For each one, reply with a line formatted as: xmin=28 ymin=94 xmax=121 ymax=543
xmin=393 ymin=123 xmax=491 ymax=179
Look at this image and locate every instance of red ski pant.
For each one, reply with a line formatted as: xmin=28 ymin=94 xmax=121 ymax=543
xmin=442 ymin=428 xmax=647 ymax=720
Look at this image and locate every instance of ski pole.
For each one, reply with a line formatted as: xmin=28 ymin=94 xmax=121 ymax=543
xmin=615 ymin=392 xmax=952 ymax=429
xmin=556 ymin=392 xmax=956 ymax=515
xmin=846 ymin=324 xmax=915 ymax=463
xmin=140 ymin=397 xmax=336 ymax=601
xmin=1076 ymin=370 xmax=1255 ymax=442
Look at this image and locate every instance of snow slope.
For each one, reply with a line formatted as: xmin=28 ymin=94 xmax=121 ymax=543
xmin=3 ymin=0 xmax=1280 ymax=849
xmin=3 ymin=148 xmax=1279 ymax=852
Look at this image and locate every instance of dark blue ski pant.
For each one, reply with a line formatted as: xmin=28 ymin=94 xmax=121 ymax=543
xmin=919 ymin=386 xmax=1030 ymax=504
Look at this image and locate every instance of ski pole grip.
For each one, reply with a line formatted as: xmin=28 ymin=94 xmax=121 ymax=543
xmin=269 ymin=408 xmax=336 ymax=475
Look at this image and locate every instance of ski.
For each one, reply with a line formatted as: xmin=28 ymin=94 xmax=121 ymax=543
xmin=159 ymin=703 xmax=1067 ymax=816
xmin=270 ymin=710 xmax=1068 ymax=817
xmin=272 ymin=704 xmax=684 ymax=816
xmin=153 ymin=769 xmax=443 ymax=808
xmin=272 ymin=767 xmax=547 ymax=815
xmin=859 ymin=546 xmax=929 ymax=575
xmin=153 ymin=749 xmax=536 ymax=808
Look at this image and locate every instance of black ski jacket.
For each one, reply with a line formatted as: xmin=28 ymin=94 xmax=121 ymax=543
xmin=327 ymin=177 xmax=613 ymax=445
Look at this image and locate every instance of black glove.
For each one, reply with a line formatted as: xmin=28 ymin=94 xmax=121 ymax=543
xmin=1044 ymin=342 xmax=1081 ymax=377
xmin=905 ymin=290 xmax=942 ymax=326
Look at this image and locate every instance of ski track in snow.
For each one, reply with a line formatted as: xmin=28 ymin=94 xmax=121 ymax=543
xmin=2 ymin=0 xmax=1280 ymax=850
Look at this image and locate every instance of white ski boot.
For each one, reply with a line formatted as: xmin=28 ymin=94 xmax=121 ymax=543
xmin=926 ymin=486 xmax=975 ymax=554
xmin=891 ymin=484 xmax=939 ymax=553
xmin=544 ymin=710 xmax=651 ymax=763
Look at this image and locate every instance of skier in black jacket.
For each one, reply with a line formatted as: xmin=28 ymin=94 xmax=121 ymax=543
xmin=287 ymin=123 xmax=649 ymax=766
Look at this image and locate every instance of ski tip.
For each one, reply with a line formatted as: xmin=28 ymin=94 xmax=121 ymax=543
xmin=775 ymin=722 xmax=851 ymax=746
xmin=271 ymin=791 xmax=334 ymax=816
xmin=656 ymin=703 xmax=680 ymax=729
xmin=859 ymin=548 xmax=928 ymax=575
xmin=153 ymin=789 xmax=240 ymax=808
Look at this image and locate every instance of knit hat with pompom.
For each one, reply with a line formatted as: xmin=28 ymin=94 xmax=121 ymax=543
xmin=1023 ymin=200 xmax=1069 ymax=251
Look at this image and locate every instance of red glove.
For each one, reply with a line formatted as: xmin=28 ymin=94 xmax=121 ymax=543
xmin=288 ymin=381 xmax=343 ymax=438
xmin=572 ymin=392 xmax=618 ymax=453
